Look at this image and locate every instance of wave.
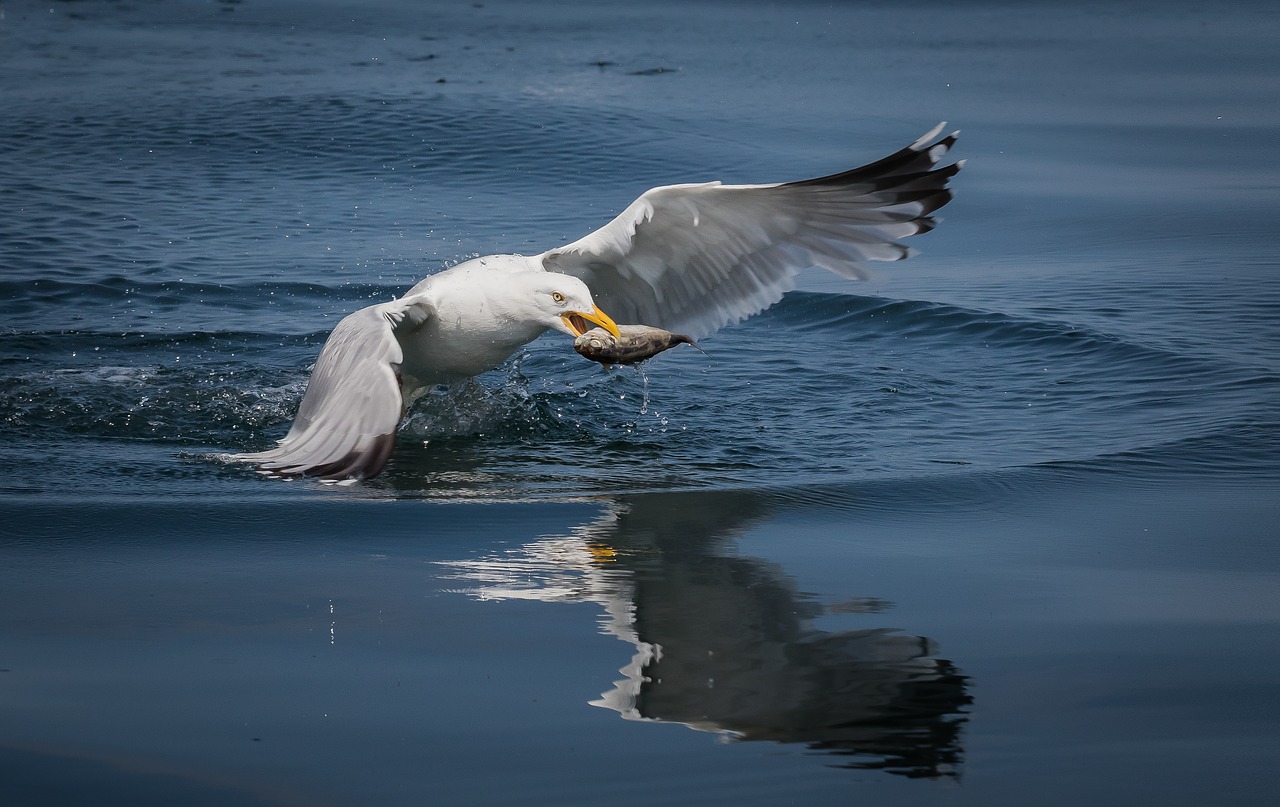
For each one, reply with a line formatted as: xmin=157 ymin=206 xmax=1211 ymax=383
xmin=764 ymin=291 xmax=1260 ymax=375
xmin=0 ymin=277 xmax=408 ymax=337
xmin=3 ymin=92 xmax=728 ymax=190
xmin=1031 ymin=417 xmax=1280 ymax=480
xmin=2 ymin=288 xmax=1276 ymax=497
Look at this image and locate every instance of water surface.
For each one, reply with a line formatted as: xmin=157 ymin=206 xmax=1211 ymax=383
xmin=2 ymin=0 xmax=1278 ymax=804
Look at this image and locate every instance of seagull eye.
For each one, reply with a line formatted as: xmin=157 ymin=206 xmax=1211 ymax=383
xmin=551 ymin=291 xmax=566 ymax=303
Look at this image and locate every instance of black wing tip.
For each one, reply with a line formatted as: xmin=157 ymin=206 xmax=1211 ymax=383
xmin=917 ymin=187 xmax=954 ymax=218
xmin=914 ymin=216 xmax=939 ymax=236
xmin=307 ymin=432 xmax=397 ymax=481
xmin=786 ymin=125 xmax=962 ymax=191
xmin=245 ymin=432 xmax=397 ymax=483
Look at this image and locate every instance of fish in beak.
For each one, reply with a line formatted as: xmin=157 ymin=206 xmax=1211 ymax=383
xmin=562 ymin=305 xmax=621 ymax=338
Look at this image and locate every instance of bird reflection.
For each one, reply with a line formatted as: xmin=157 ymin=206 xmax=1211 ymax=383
xmin=437 ymin=490 xmax=971 ymax=778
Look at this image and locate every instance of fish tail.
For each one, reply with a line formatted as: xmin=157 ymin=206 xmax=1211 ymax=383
xmin=674 ymin=334 xmax=708 ymax=356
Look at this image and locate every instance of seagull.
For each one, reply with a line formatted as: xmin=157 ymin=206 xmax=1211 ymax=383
xmin=232 ymin=123 xmax=962 ymax=481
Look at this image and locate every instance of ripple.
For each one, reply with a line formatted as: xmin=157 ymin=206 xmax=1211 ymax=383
xmin=5 ymin=283 xmax=1276 ymax=499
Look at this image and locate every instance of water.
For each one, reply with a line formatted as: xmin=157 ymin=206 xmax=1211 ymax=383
xmin=2 ymin=0 xmax=1278 ymax=804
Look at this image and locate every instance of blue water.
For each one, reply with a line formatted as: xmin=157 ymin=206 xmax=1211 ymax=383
xmin=2 ymin=0 xmax=1278 ymax=804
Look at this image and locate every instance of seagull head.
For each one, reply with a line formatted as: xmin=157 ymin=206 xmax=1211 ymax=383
xmin=532 ymin=273 xmax=621 ymax=339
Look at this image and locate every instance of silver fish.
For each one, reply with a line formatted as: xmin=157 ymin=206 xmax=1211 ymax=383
xmin=573 ymin=325 xmax=703 ymax=366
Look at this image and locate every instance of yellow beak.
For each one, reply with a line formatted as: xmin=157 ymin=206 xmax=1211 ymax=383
xmin=562 ymin=305 xmax=621 ymax=338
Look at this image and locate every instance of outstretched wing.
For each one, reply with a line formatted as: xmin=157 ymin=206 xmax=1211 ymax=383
xmin=233 ymin=294 xmax=436 ymax=481
xmin=540 ymin=124 xmax=961 ymax=340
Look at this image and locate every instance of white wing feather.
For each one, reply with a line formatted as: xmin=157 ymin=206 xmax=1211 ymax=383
xmin=540 ymin=124 xmax=961 ymax=339
xmin=234 ymin=294 xmax=436 ymax=480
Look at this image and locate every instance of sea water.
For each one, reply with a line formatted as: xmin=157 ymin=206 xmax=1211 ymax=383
xmin=2 ymin=1 xmax=1278 ymax=804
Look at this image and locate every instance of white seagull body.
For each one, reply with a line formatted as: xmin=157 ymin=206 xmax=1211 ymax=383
xmin=233 ymin=124 xmax=962 ymax=480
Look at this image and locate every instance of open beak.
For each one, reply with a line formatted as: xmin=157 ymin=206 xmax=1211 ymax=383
xmin=562 ymin=305 xmax=621 ymax=338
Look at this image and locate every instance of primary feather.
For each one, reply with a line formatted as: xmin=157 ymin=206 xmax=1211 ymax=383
xmin=542 ymin=122 xmax=961 ymax=339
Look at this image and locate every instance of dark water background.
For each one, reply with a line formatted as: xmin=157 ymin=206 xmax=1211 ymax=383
xmin=2 ymin=0 xmax=1278 ymax=804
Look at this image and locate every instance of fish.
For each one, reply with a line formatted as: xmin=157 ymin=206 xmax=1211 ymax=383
xmin=573 ymin=325 xmax=704 ymax=366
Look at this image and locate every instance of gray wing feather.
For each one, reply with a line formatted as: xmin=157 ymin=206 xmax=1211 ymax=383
xmin=234 ymin=296 xmax=434 ymax=481
xmin=541 ymin=124 xmax=961 ymax=340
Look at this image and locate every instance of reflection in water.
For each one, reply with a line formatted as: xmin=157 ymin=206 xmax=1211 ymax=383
xmin=437 ymin=491 xmax=971 ymax=778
